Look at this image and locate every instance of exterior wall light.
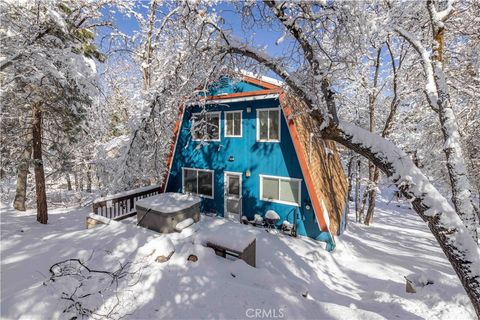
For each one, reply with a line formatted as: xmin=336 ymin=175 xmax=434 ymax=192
xmin=245 ymin=169 xmax=251 ymax=177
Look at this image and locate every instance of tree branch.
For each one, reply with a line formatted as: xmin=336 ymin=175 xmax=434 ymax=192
xmin=393 ymin=26 xmax=439 ymax=112
xmin=264 ymin=1 xmax=323 ymax=77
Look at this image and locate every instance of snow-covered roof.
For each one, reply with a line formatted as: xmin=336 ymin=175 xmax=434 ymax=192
xmin=195 ymin=220 xmax=257 ymax=252
xmin=136 ymin=192 xmax=201 ymax=213
xmin=238 ymin=69 xmax=284 ymax=87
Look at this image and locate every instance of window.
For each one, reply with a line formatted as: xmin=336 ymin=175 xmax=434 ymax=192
xmin=182 ymin=168 xmax=214 ymax=198
xmin=257 ymin=108 xmax=280 ymax=142
xmin=260 ymin=175 xmax=301 ymax=206
xmin=192 ymin=112 xmax=220 ymax=141
xmin=225 ymin=111 xmax=242 ymax=137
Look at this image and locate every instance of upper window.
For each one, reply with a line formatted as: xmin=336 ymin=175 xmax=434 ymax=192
xmin=182 ymin=168 xmax=214 ymax=198
xmin=260 ymin=175 xmax=301 ymax=206
xmin=192 ymin=112 xmax=220 ymax=141
xmin=257 ymin=108 xmax=280 ymax=142
xmin=225 ymin=111 xmax=242 ymax=137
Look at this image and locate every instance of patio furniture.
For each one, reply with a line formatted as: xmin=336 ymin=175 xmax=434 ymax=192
xmin=265 ymin=210 xmax=280 ymax=232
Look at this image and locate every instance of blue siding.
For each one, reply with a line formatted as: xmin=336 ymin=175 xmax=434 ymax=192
xmin=205 ymin=77 xmax=265 ymax=96
xmin=166 ymin=98 xmax=330 ymax=241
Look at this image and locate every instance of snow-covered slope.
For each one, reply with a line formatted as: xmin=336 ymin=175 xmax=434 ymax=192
xmin=0 ymin=191 xmax=474 ymax=319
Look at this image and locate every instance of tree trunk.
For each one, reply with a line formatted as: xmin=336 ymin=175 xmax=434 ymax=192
xmin=65 ymin=173 xmax=72 ymax=191
xmin=358 ymin=187 xmax=368 ymax=222
xmin=13 ymin=133 xmax=32 ymax=211
xmin=431 ymin=61 xmax=479 ymax=241
xmin=86 ymin=164 xmax=92 ymax=193
xmin=32 ymin=103 xmax=48 ymax=224
xmin=141 ymin=0 xmax=158 ymax=90
xmin=74 ymin=171 xmax=79 ymax=191
xmin=395 ymin=2 xmax=479 ymax=241
xmin=346 ymin=153 xmax=355 ymax=202
xmin=355 ymin=159 xmax=361 ymax=222
xmin=364 ymin=167 xmax=380 ymax=225
xmin=428 ymin=3 xmax=479 ymax=238
xmin=79 ymin=173 xmax=84 ymax=191
xmin=433 ymin=65 xmax=479 ymax=240
xmin=361 ymin=47 xmax=381 ymax=225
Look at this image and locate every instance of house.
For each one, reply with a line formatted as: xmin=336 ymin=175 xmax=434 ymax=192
xmin=161 ymin=75 xmax=348 ymax=251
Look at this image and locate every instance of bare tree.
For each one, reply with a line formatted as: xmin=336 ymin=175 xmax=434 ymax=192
xmin=394 ymin=0 xmax=479 ymax=240
xmin=363 ymin=41 xmax=405 ymax=225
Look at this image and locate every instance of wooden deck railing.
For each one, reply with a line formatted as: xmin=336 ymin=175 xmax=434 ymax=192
xmin=92 ymin=185 xmax=161 ymax=220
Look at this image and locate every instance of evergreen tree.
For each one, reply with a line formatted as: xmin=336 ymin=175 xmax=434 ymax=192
xmin=0 ymin=1 xmax=106 ymax=221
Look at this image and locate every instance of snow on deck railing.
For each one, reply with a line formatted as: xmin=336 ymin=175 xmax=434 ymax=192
xmin=92 ymin=185 xmax=161 ymax=220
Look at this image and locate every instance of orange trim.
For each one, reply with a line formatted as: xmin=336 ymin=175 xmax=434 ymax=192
xmin=194 ymin=74 xmax=282 ymax=98
xmin=207 ymin=88 xmax=282 ymax=100
xmin=279 ymin=93 xmax=329 ymax=232
xmin=160 ymin=105 xmax=185 ymax=192
xmin=241 ymin=75 xmax=281 ymax=90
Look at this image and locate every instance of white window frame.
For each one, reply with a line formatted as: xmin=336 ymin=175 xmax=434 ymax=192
xmin=259 ymin=174 xmax=301 ymax=206
xmin=256 ymin=107 xmax=281 ymax=142
xmin=191 ymin=111 xmax=221 ymax=142
xmin=182 ymin=167 xmax=214 ymax=199
xmin=224 ymin=110 xmax=243 ymax=138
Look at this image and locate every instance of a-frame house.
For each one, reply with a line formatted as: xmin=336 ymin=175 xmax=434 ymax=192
xmin=161 ymin=75 xmax=348 ymax=250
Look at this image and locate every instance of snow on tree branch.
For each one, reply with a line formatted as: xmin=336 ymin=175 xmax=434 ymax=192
xmin=393 ymin=26 xmax=439 ymax=109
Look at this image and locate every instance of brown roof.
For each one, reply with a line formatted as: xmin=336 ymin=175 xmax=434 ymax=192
xmin=280 ymin=93 xmax=348 ymax=236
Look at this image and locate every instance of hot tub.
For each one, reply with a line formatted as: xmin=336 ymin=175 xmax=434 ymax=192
xmin=136 ymin=192 xmax=201 ymax=233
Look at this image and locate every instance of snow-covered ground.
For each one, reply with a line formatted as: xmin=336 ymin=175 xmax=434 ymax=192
xmin=0 ymin=191 xmax=475 ymax=319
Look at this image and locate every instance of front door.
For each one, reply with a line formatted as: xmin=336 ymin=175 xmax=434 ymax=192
xmin=224 ymin=172 xmax=242 ymax=221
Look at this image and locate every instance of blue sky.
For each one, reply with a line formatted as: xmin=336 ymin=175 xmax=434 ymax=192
xmin=104 ymin=2 xmax=288 ymax=59
xmin=98 ymin=2 xmax=397 ymax=86
xmin=97 ymin=2 xmax=292 ymax=81
xmin=114 ymin=1 xmax=281 ymax=48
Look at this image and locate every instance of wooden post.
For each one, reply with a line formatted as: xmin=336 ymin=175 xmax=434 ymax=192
xmin=130 ymin=197 xmax=135 ymax=212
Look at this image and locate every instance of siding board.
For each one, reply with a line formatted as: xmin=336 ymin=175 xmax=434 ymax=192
xmin=280 ymin=94 xmax=348 ymax=236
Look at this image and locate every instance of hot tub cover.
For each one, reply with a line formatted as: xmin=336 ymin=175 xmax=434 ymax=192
xmin=136 ymin=192 xmax=201 ymax=213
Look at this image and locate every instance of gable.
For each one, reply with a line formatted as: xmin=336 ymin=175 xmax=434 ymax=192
xmin=206 ymin=76 xmax=267 ymax=96
xmin=199 ymin=75 xmax=282 ymax=100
